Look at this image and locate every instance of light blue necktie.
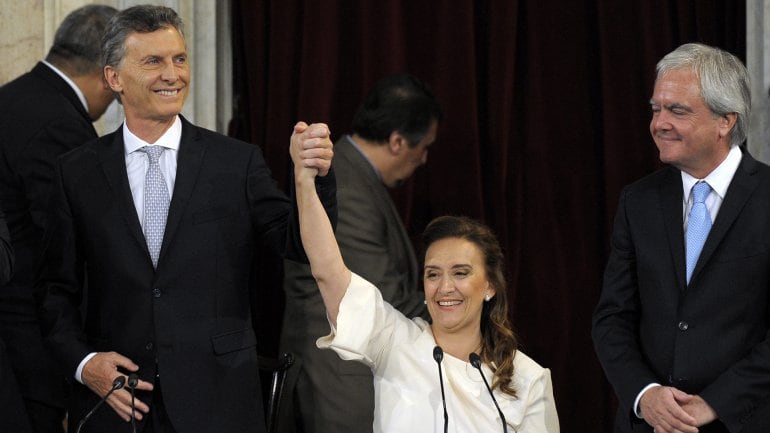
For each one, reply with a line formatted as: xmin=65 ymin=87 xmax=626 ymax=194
xmin=686 ymin=181 xmax=712 ymax=284
xmin=140 ymin=145 xmax=170 ymax=268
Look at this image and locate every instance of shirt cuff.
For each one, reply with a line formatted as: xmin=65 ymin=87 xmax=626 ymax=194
xmin=75 ymin=352 xmax=98 ymax=384
xmin=634 ymin=383 xmax=662 ymax=418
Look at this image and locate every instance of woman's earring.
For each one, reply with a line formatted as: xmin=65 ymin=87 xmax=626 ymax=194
xmin=423 ymin=299 xmax=427 ymax=305
xmin=484 ymin=293 xmax=491 ymax=302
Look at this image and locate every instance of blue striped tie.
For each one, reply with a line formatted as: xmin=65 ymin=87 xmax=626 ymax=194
xmin=686 ymin=181 xmax=712 ymax=284
xmin=140 ymin=145 xmax=170 ymax=268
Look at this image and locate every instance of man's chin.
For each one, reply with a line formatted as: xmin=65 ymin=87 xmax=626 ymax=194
xmin=656 ymin=147 xmax=679 ymax=165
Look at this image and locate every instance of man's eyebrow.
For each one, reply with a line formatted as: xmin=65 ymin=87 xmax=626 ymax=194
xmin=649 ymin=100 xmax=693 ymax=113
xmin=665 ymin=103 xmax=693 ymax=112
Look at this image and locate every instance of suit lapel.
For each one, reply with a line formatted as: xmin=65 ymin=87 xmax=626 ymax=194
xmin=158 ymin=118 xmax=207 ymax=266
xmin=691 ymin=150 xmax=760 ymax=283
xmin=659 ymin=167 xmax=687 ymax=290
xmin=98 ymin=127 xmax=149 ymax=257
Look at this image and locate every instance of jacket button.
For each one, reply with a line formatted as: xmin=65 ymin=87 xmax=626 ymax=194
xmin=678 ymin=321 xmax=689 ymax=331
xmin=152 ymin=288 xmax=162 ymax=298
xmin=145 ymin=342 xmax=154 ymax=351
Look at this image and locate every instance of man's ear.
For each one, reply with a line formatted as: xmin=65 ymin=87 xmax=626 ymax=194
xmin=104 ymin=65 xmax=122 ymax=93
xmin=718 ymin=112 xmax=738 ymax=140
xmin=387 ymin=131 xmax=408 ymax=155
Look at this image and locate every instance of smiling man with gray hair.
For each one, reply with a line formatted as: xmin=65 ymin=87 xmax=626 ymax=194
xmin=593 ymin=43 xmax=770 ymax=433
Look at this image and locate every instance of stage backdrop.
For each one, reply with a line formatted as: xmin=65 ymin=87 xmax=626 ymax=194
xmin=229 ymin=1 xmax=745 ymax=432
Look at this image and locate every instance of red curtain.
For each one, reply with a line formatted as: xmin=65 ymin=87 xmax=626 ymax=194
xmin=230 ymin=1 xmax=745 ymax=431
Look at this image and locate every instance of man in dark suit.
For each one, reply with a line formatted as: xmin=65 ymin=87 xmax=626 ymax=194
xmin=280 ymin=74 xmax=440 ymax=433
xmin=593 ymin=43 xmax=770 ymax=433
xmin=36 ymin=5 xmax=336 ymax=433
xmin=0 ymin=5 xmax=117 ymax=432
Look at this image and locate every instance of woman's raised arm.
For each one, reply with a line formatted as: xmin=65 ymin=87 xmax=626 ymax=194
xmin=290 ymin=121 xmax=351 ymax=326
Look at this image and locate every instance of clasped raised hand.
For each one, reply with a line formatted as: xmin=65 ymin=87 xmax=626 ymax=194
xmin=290 ymin=121 xmax=333 ymax=179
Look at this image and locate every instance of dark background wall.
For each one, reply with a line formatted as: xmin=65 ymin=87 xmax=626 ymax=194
xmin=228 ymin=1 xmax=746 ymax=431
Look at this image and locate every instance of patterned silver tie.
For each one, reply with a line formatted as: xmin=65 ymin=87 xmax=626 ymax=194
xmin=139 ymin=145 xmax=170 ymax=268
xmin=685 ymin=181 xmax=712 ymax=284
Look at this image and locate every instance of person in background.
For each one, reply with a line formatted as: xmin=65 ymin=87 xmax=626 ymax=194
xmin=35 ymin=5 xmax=336 ymax=433
xmin=281 ymin=73 xmax=440 ymax=433
xmin=0 ymin=5 xmax=117 ymax=432
xmin=593 ymin=43 xmax=770 ymax=433
xmin=289 ymin=131 xmax=560 ymax=432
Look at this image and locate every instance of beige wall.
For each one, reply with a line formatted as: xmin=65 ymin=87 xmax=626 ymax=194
xmin=0 ymin=0 xmax=231 ymax=135
xmin=0 ymin=0 xmax=46 ymax=85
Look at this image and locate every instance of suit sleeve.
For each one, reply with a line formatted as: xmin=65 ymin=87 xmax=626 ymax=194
xmin=592 ymin=187 xmax=660 ymax=419
xmin=698 ymin=297 xmax=770 ymax=429
xmin=34 ymin=161 xmax=91 ymax=375
xmin=246 ymin=146 xmax=337 ymax=262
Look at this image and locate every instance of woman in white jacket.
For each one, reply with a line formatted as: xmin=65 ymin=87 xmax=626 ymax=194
xmin=290 ymin=124 xmax=560 ymax=433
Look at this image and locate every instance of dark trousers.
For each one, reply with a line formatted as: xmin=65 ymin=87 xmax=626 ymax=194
xmin=143 ymin=380 xmax=177 ymax=433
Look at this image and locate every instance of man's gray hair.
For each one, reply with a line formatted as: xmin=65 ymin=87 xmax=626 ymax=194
xmin=46 ymin=4 xmax=118 ymax=75
xmin=656 ymin=43 xmax=751 ymax=147
xmin=102 ymin=4 xmax=184 ymax=69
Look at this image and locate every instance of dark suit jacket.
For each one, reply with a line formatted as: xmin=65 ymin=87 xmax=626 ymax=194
xmin=0 ymin=206 xmax=12 ymax=286
xmin=0 ymin=62 xmax=95 ymax=406
xmin=592 ymin=149 xmax=770 ymax=433
xmin=0 ymin=208 xmax=30 ymax=433
xmin=36 ymin=117 xmax=337 ymax=433
xmin=280 ymin=135 xmax=424 ymax=432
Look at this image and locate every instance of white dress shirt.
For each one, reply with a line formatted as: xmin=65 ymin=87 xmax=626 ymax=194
xmin=124 ymin=116 xmax=180 ymax=229
xmin=41 ymin=60 xmax=89 ymax=114
xmin=680 ymin=144 xmax=742 ymax=228
xmin=318 ymin=273 xmax=561 ymax=433
xmin=74 ymin=116 xmax=182 ymax=382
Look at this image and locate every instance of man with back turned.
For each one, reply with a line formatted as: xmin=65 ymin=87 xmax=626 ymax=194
xmin=0 ymin=5 xmax=117 ymax=432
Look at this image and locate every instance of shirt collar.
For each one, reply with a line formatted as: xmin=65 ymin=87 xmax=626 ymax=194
xmin=123 ymin=116 xmax=182 ymax=155
xmin=346 ymin=134 xmax=383 ymax=181
xmin=681 ymin=145 xmax=742 ymax=202
xmin=41 ymin=60 xmax=89 ymax=115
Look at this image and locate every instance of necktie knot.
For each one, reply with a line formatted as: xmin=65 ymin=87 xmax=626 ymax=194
xmin=140 ymin=145 xmax=165 ymax=164
xmin=692 ymin=181 xmax=711 ymax=204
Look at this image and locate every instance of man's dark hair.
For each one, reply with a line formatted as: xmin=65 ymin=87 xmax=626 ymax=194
xmin=45 ymin=4 xmax=118 ymax=75
xmin=102 ymin=5 xmax=184 ymax=69
xmin=351 ymin=73 xmax=442 ymax=147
